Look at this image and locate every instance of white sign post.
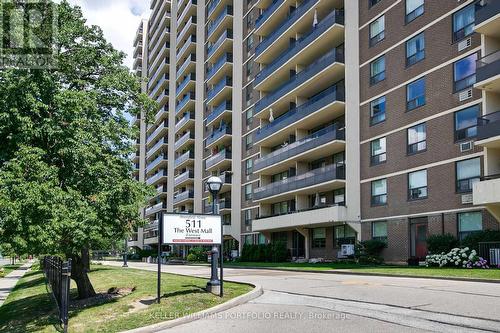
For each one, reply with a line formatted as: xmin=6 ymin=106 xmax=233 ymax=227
xmin=163 ymin=213 xmax=222 ymax=245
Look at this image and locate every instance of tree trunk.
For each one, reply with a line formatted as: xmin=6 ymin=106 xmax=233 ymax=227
xmin=70 ymin=249 xmax=96 ymax=299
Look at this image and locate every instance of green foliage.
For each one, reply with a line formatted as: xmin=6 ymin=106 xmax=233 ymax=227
xmin=461 ymin=230 xmax=500 ymax=252
xmin=187 ymin=247 xmax=208 ymax=262
xmin=355 ymin=240 xmax=387 ymax=265
xmin=427 ymin=234 xmax=459 ymax=254
xmin=240 ymin=242 xmax=287 ymax=263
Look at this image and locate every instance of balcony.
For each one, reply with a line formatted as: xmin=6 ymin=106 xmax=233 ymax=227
xmin=207 ymin=5 xmax=233 ymax=41
xmin=174 ymin=190 xmax=194 ymax=204
xmin=475 ymin=50 xmax=500 ymax=93
xmin=204 ymin=199 xmax=231 ymax=214
xmin=174 ymin=131 xmax=195 ymax=150
xmin=176 ymin=92 xmax=195 ymax=115
xmin=177 ymin=0 xmax=197 ymax=28
xmin=255 ymin=48 xmax=345 ymax=115
xmin=149 ymin=73 xmax=169 ymax=99
xmin=254 ymin=125 xmax=345 ymax=173
xmin=146 ymin=153 xmax=168 ymax=174
xmin=475 ymin=0 xmax=500 ymax=37
xmin=255 ymin=0 xmax=283 ymax=30
xmin=207 ymin=30 xmax=233 ymax=62
xmin=145 ymin=201 xmax=166 ymax=217
xmin=205 ymin=100 xmax=232 ymax=126
xmin=205 ymin=125 xmax=232 ymax=149
xmin=146 ymin=170 xmax=167 ymax=186
xmin=174 ymin=170 xmax=194 ymax=187
xmin=146 ymin=138 xmax=168 ymax=160
xmin=255 ymin=82 xmax=345 ymax=145
xmin=206 ymin=76 xmax=232 ymax=106
xmin=176 ymin=54 xmax=196 ymax=78
xmin=176 ymin=73 xmax=196 ymax=98
xmin=255 ymin=11 xmax=344 ymax=88
xmin=176 ymin=35 xmax=196 ymax=60
xmin=205 ymin=149 xmax=231 ymax=170
xmin=206 ymin=53 xmax=233 ymax=84
xmin=255 ymin=0 xmax=319 ymax=58
xmin=253 ymin=205 xmax=347 ymax=232
xmin=254 ymin=164 xmax=346 ymax=202
xmin=476 ymin=111 xmax=500 ymax=147
xmin=473 ymin=175 xmax=500 ymax=221
xmin=146 ymin=120 xmax=168 ymax=145
xmin=150 ymin=106 xmax=168 ymax=127
xmin=176 ymin=16 xmax=197 ymax=45
xmin=175 ymin=112 xmax=195 ymax=133
xmin=155 ymin=89 xmax=169 ymax=107
xmin=175 ymin=150 xmax=195 ymax=168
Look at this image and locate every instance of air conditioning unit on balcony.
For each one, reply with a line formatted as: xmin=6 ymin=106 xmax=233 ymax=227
xmin=460 ymin=141 xmax=474 ymax=152
xmin=458 ymin=37 xmax=472 ymax=52
xmin=459 ymin=89 xmax=473 ymax=102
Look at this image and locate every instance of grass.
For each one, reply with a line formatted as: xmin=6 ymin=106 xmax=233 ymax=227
xmin=224 ymin=261 xmax=500 ymax=280
xmin=0 ymin=265 xmax=252 ymax=333
xmin=0 ymin=264 xmax=23 ymax=277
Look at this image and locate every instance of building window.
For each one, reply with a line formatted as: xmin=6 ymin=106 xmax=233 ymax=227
xmin=333 ymin=188 xmax=346 ymax=206
xmin=369 ymin=15 xmax=385 ymax=46
xmin=312 ymin=228 xmax=326 ymax=248
xmin=408 ymin=169 xmax=428 ymax=200
xmin=456 ymin=157 xmax=481 ymax=193
xmin=369 ymin=0 xmax=382 ymax=7
xmin=246 ymin=107 xmax=254 ymax=127
xmin=406 ymin=33 xmax=425 ymax=67
xmin=245 ymin=158 xmax=253 ymax=175
xmin=458 ymin=211 xmax=482 ymax=240
xmin=406 ymin=78 xmax=425 ymax=110
xmin=370 ymin=137 xmax=387 ymax=165
xmin=454 ymin=54 xmax=477 ymax=92
xmin=454 ymin=105 xmax=479 ymax=141
xmin=246 ymin=83 xmax=253 ymax=106
xmin=246 ymin=61 xmax=253 ymax=79
xmin=371 ymin=179 xmax=387 ymax=206
xmin=372 ymin=221 xmax=388 ymax=242
xmin=453 ymin=4 xmax=475 ymax=42
xmin=370 ymin=56 xmax=385 ymax=85
xmin=272 ymin=201 xmax=293 ymax=215
xmin=245 ymin=184 xmax=252 ymax=200
xmin=370 ymin=96 xmax=386 ymax=125
xmin=405 ymin=0 xmax=424 ymax=23
xmin=245 ymin=134 xmax=253 ymax=151
xmin=246 ymin=34 xmax=254 ymax=55
xmin=334 ymin=225 xmax=356 ymax=247
xmin=407 ymin=123 xmax=426 ymax=154
xmin=245 ymin=209 xmax=252 ymax=226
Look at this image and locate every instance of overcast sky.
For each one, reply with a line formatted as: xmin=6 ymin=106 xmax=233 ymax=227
xmin=68 ymin=0 xmax=150 ymax=68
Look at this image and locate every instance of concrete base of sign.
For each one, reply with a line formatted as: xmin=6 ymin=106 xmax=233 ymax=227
xmin=206 ymin=282 xmax=221 ymax=295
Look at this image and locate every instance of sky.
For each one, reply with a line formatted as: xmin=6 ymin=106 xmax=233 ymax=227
xmin=67 ymin=0 xmax=150 ymax=68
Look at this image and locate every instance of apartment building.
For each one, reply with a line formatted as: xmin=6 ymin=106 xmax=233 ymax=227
xmin=130 ymin=0 xmax=500 ymax=263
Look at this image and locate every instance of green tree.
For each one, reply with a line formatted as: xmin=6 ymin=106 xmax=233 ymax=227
xmin=0 ymin=1 xmax=155 ymax=299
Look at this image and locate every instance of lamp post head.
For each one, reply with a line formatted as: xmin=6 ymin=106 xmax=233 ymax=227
xmin=206 ymin=176 xmax=223 ymax=195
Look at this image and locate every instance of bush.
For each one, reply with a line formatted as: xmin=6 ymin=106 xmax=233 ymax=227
xmin=461 ymin=230 xmax=500 ymax=252
xmin=355 ymin=240 xmax=387 ymax=265
xmin=426 ymin=247 xmax=489 ymax=268
xmin=427 ymin=234 xmax=459 ymax=254
xmin=240 ymin=241 xmax=287 ymax=263
xmin=187 ymin=247 xmax=208 ymax=262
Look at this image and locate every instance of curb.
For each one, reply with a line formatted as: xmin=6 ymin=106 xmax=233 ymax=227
xmin=121 ymin=283 xmax=263 ymax=333
xmin=221 ymin=265 xmax=500 ymax=284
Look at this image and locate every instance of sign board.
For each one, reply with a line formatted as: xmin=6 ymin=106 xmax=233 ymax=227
xmin=163 ymin=213 xmax=221 ymax=245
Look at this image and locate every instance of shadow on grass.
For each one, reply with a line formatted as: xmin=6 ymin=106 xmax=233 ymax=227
xmin=162 ymin=288 xmax=205 ymax=299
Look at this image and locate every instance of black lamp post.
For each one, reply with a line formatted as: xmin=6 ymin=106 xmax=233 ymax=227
xmin=122 ymin=238 xmax=128 ymax=267
xmin=206 ymin=176 xmax=223 ymax=296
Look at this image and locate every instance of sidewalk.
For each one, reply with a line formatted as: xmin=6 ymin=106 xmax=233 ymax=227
xmin=0 ymin=261 xmax=34 ymax=307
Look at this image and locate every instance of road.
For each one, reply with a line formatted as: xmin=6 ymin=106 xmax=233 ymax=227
xmin=102 ymin=261 xmax=500 ymax=333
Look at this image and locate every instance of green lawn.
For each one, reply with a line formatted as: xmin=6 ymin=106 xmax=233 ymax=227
xmin=0 ymin=264 xmax=23 ymax=277
xmin=0 ymin=265 xmax=252 ymax=333
xmin=224 ymin=262 xmax=500 ymax=280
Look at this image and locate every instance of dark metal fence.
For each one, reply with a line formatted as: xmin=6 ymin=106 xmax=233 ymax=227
xmin=478 ymin=242 xmax=500 ymax=266
xmin=42 ymin=256 xmax=71 ymax=333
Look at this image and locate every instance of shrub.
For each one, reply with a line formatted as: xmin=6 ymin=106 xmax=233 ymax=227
xmin=240 ymin=241 xmax=287 ymax=262
xmin=186 ymin=253 xmax=197 ymax=262
xmin=187 ymin=247 xmax=208 ymax=262
xmin=355 ymin=240 xmax=387 ymax=265
xmin=461 ymin=230 xmax=500 ymax=252
xmin=426 ymin=247 xmax=489 ymax=268
xmin=427 ymin=234 xmax=459 ymax=254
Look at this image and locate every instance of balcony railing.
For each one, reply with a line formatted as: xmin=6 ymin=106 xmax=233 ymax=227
xmin=175 ymin=150 xmax=195 ymax=167
xmin=175 ymin=112 xmax=195 ymax=132
xmin=176 ymin=92 xmax=195 ymax=115
xmin=174 ymin=170 xmax=194 ymax=186
xmin=254 ymin=164 xmax=346 ymax=200
xmin=476 ymin=50 xmax=500 ymax=84
xmin=176 ymin=73 xmax=195 ymax=97
xmin=207 ymin=5 xmax=233 ymax=38
xmin=147 ymin=120 xmax=168 ymax=144
xmin=176 ymin=16 xmax=197 ymax=44
xmin=145 ymin=201 xmax=166 ymax=216
xmin=175 ymin=131 xmax=195 ymax=150
xmin=206 ymin=76 xmax=232 ymax=103
xmin=147 ymin=137 xmax=168 ymax=159
xmin=176 ymin=54 xmax=196 ymax=78
xmin=255 ymin=0 xmax=282 ymax=28
xmin=206 ymin=53 xmax=233 ymax=82
xmin=176 ymin=35 xmax=196 ymax=59
xmin=207 ymin=30 xmax=233 ymax=59
xmin=255 ymin=48 xmax=344 ymax=114
xmin=207 ymin=0 xmax=222 ymax=18
xmin=173 ymin=190 xmax=194 ymax=204
xmin=477 ymin=110 xmax=500 ymax=141
xmin=255 ymin=0 xmax=320 ymax=56
xmin=255 ymin=11 xmax=344 ymax=86
xmin=146 ymin=170 xmax=167 ymax=186
xmin=146 ymin=153 xmax=168 ymax=173
xmin=206 ymin=125 xmax=232 ymax=147
xmin=206 ymin=149 xmax=231 ymax=169
xmin=255 ymin=81 xmax=345 ymax=141
xmin=255 ymin=125 xmax=345 ymax=171
xmin=149 ymin=73 xmax=169 ymax=98
xmin=476 ymin=0 xmax=500 ymax=26
xmin=206 ymin=100 xmax=232 ymax=125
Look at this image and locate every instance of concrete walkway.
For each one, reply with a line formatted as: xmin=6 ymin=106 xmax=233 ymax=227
xmin=0 ymin=261 xmax=34 ymax=307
